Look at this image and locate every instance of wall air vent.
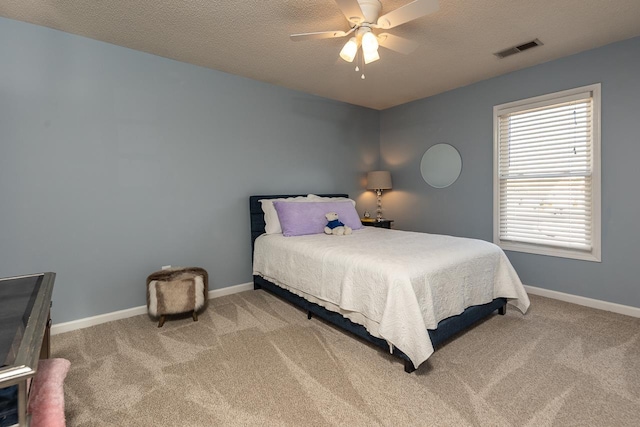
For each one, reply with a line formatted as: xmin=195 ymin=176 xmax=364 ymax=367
xmin=494 ymin=39 xmax=543 ymax=59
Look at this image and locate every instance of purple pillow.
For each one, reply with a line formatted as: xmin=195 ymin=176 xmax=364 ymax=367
xmin=273 ymin=201 xmax=363 ymax=237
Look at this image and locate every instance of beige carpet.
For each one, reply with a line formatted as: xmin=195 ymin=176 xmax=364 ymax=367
xmin=52 ymin=291 xmax=640 ymax=426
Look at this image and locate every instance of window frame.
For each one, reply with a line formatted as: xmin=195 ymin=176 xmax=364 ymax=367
xmin=493 ymin=84 xmax=601 ymax=262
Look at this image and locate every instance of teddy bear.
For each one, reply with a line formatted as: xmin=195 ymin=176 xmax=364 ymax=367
xmin=324 ymin=212 xmax=352 ymax=236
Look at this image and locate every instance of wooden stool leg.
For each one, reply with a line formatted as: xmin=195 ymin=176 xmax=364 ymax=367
xmin=192 ymin=310 xmax=198 ymax=322
xmin=158 ymin=315 xmax=166 ymax=328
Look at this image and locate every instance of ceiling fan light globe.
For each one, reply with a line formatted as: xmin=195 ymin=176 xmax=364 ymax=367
xmin=363 ymin=48 xmax=380 ymax=64
xmin=361 ymin=31 xmax=379 ymax=53
xmin=339 ymin=37 xmax=359 ymax=62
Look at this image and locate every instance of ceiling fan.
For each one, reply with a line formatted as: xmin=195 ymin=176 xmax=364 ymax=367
xmin=290 ymin=0 xmax=439 ymax=71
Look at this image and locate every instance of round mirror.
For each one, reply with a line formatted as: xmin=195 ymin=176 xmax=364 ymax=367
xmin=420 ymin=143 xmax=462 ymax=188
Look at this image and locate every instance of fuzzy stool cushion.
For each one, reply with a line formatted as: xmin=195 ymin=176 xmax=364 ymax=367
xmin=146 ymin=267 xmax=208 ymax=327
xmin=28 ymin=358 xmax=71 ymax=427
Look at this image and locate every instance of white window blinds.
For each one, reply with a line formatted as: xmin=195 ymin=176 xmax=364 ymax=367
xmin=494 ymin=85 xmax=601 ymax=261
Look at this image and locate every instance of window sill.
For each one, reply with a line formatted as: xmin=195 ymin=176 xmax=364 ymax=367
xmin=496 ymin=240 xmax=601 ymax=262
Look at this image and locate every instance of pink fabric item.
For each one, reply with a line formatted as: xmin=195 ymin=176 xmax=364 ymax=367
xmin=28 ymin=358 xmax=71 ymax=427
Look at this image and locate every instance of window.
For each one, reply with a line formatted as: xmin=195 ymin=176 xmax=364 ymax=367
xmin=493 ymin=84 xmax=601 ymax=261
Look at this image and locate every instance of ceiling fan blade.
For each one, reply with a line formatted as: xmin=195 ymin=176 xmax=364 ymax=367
xmin=290 ymin=30 xmax=348 ymax=41
xmin=376 ymin=0 xmax=439 ymax=29
xmin=334 ymin=0 xmax=365 ymax=24
xmin=377 ymin=33 xmax=418 ymax=55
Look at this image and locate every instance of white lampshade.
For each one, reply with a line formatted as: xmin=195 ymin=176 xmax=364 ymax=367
xmin=363 ymin=48 xmax=380 ymax=64
xmin=361 ymin=31 xmax=380 ymax=64
xmin=361 ymin=31 xmax=379 ymax=53
xmin=339 ymin=37 xmax=359 ymax=62
xmin=366 ymin=171 xmax=392 ymax=190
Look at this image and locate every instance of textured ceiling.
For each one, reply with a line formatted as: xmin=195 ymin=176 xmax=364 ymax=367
xmin=1 ymin=0 xmax=640 ymax=110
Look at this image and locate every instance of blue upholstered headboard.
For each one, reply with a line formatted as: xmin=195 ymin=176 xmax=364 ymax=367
xmin=249 ymin=194 xmax=349 ymax=254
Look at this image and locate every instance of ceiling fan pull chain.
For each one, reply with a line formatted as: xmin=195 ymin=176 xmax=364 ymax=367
xmin=355 ymin=50 xmax=365 ymax=79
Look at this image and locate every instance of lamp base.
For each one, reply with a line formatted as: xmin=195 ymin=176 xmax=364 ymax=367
xmin=376 ymin=189 xmax=383 ymax=221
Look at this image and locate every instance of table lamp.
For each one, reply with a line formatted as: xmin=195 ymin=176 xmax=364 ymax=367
xmin=366 ymin=171 xmax=392 ymax=221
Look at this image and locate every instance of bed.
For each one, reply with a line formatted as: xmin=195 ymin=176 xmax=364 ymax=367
xmin=250 ymin=194 xmax=529 ymax=373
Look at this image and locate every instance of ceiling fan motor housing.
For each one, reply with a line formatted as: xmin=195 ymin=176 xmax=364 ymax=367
xmin=354 ymin=0 xmax=382 ymax=25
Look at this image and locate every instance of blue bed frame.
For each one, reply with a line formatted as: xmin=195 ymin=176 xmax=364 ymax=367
xmin=250 ymin=194 xmax=506 ymax=373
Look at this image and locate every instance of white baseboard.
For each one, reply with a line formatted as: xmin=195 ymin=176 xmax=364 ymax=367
xmin=51 ymin=282 xmax=254 ymax=335
xmin=207 ymin=282 xmax=254 ymax=299
xmin=52 ymin=282 xmax=639 ymax=335
xmin=524 ymin=285 xmax=640 ymax=318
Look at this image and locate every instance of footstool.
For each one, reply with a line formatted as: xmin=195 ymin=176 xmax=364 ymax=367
xmin=146 ymin=267 xmax=208 ymax=327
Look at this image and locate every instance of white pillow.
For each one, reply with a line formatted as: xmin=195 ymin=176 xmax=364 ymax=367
xmin=307 ymin=194 xmax=356 ymax=207
xmin=260 ymin=196 xmax=307 ymax=234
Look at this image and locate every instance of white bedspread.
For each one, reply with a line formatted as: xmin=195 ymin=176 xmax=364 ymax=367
xmin=253 ymin=227 xmax=530 ymax=367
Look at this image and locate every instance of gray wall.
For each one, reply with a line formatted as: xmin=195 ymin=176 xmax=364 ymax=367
xmin=2 ymin=16 xmax=637 ymax=323
xmin=380 ymin=36 xmax=640 ymax=308
xmin=0 ymin=18 xmax=380 ymax=323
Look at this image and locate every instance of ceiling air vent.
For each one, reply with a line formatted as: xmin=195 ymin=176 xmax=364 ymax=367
xmin=494 ymin=39 xmax=543 ymax=59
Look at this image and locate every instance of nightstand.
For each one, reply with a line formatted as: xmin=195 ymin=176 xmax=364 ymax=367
xmin=361 ymin=219 xmax=393 ymax=229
